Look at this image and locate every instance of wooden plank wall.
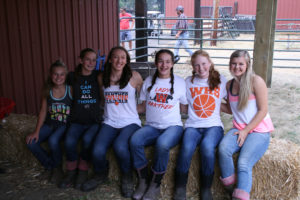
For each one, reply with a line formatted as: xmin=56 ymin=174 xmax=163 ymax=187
xmin=0 ymin=0 xmax=118 ymax=114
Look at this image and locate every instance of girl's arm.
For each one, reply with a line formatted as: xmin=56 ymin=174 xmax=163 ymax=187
xmin=97 ymin=73 xmax=105 ymax=107
xmin=221 ymin=81 xmax=232 ymax=114
xmin=137 ymin=101 xmax=146 ymax=114
xmin=180 ymin=104 xmax=188 ymax=114
xmin=235 ymin=75 xmax=268 ymax=147
xmin=26 ymin=97 xmax=47 ymax=144
xmin=132 ymin=71 xmax=143 ymax=94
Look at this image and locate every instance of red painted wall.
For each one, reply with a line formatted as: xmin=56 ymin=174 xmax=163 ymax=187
xmin=165 ymin=0 xmax=300 ymax=22
xmin=0 ymin=0 xmax=119 ymax=114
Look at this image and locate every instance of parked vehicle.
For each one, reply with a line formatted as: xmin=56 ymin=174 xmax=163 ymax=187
xmin=147 ymin=11 xmax=165 ymax=36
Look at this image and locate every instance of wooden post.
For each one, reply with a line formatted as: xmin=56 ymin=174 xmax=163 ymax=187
xmin=211 ymin=0 xmax=220 ymax=46
xmin=253 ymin=0 xmax=277 ymax=87
xmin=135 ymin=0 xmax=147 ymax=62
xmin=194 ymin=0 xmax=201 ymax=45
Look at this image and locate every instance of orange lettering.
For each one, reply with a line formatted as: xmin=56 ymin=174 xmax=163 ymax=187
xmin=190 ymin=87 xmax=203 ymax=98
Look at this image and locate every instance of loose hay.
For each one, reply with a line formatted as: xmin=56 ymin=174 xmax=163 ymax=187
xmin=1 ymin=114 xmax=300 ymax=199
xmin=0 ymin=114 xmax=39 ymax=168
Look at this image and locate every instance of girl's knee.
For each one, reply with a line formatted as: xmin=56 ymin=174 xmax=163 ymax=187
xmin=27 ymin=142 xmax=38 ymax=150
xmin=129 ymin=134 xmax=140 ymax=148
xmin=218 ymin=143 xmax=232 ymax=157
xmin=48 ymin=137 xmax=61 ymax=149
xmin=156 ymin=140 xmax=170 ymax=153
xmin=65 ymin=137 xmax=77 ymax=149
xmin=92 ymin=145 xmax=106 ymax=159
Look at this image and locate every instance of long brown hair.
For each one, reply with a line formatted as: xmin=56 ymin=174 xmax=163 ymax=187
xmin=103 ymin=46 xmax=132 ymax=89
xmin=191 ymin=50 xmax=220 ymax=91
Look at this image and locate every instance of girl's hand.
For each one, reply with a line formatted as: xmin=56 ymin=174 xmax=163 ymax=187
xmin=234 ymin=129 xmax=248 ymax=147
xmin=26 ymin=132 xmax=39 ymax=144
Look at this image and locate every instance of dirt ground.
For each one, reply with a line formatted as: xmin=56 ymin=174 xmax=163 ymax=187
xmin=0 ymin=160 xmax=127 ymax=200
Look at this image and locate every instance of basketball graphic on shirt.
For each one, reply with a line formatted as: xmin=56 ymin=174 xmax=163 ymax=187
xmin=193 ymin=94 xmax=215 ymax=118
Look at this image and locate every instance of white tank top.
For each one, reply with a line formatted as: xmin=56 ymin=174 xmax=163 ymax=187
xmin=228 ymin=80 xmax=274 ymax=133
xmin=103 ymin=82 xmax=141 ymax=128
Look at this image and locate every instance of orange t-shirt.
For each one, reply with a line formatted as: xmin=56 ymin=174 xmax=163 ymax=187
xmin=120 ymin=12 xmax=132 ymax=30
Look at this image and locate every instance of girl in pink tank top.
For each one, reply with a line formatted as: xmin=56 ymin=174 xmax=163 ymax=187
xmin=218 ymin=50 xmax=274 ymax=200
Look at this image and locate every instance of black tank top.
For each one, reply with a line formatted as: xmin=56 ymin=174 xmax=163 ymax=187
xmin=68 ymin=71 xmax=102 ymax=124
xmin=45 ymin=85 xmax=72 ymax=128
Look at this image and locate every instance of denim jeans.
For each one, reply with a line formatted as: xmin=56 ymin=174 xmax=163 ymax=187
xmin=174 ymin=32 xmax=193 ymax=57
xmin=130 ymin=125 xmax=183 ymax=173
xmin=64 ymin=123 xmax=100 ymax=162
xmin=27 ymin=124 xmax=66 ymax=170
xmin=218 ymin=128 xmax=270 ymax=193
xmin=92 ymin=123 xmax=140 ymax=173
xmin=176 ymin=126 xmax=224 ymax=175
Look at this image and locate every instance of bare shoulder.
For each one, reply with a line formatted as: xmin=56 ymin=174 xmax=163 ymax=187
xmin=252 ymin=74 xmax=267 ymax=95
xmin=252 ymin=74 xmax=266 ymax=88
xmin=132 ymin=70 xmax=143 ymax=83
xmin=131 ymin=70 xmax=143 ymax=91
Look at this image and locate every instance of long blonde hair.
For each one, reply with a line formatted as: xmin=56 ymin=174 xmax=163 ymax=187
xmin=229 ymin=50 xmax=254 ymax=110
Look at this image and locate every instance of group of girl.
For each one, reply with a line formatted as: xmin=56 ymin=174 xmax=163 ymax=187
xmin=26 ymin=46 xmax=274 ymax=200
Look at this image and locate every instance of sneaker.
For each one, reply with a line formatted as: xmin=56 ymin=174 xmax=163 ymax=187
xmin=174 ymin=55 xmax=180 ymax=64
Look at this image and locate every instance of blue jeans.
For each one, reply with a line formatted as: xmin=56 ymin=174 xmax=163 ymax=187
xmin=27 ymin=124 xmax=66 ymax=170
xmin=130 ymin=125 xmax=183 ymax=173
xmin=92 ymin=123 xmax=140 ymax=173
xmin=64 ymin=123 xmax=100 ymax=162
xmin=176 ymin=126 xmax=223 ymax=175
xmin=218 ymin=128 xmax=270 ymax=193
xmin=174 ymin=32 xmax=193 ymax=57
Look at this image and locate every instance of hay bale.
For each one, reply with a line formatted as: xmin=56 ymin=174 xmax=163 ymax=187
xmin=0 ymin=114 xmax=39 ymax=168
xmin=1 ymin=114 xmax=300 ymax=199
xmin=108 ymin=139 xmax=300 ymax=200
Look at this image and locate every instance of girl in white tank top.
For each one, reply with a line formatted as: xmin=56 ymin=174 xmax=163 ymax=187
xmin=81 ymin=47 xmax=143 ymax=197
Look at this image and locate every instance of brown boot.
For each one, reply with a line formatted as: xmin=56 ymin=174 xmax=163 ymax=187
xmin=59 ymin=169 xmax=76 ymax=188
xmin=75 ymin=170 xmax=88 ymax=190
xmin=173 ymin=172 xmax=188 ymax=200
xmin=142 ymin=172 xmax=164 ymax=200
xmin=224 ymin=184 xmax=234 ymax=196
xmin=200 ymin=174 xmax=214 ymax=200
xmin=132 ymin=166 xmax=149 ymax=200
xmin=121 ymin=171 xmax=134 ymax=198
xmin=81 ymin=169 xmax=108 ymax=192
xmin=49 ymin=166 xmax=63 ymax=185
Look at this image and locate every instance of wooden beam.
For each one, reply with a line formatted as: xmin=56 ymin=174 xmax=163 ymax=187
xmin=135 ymin=0 xmax=147 ymax=62
xmin=194 ymin=0 xmax=201 ymax=45
xmin=253 ymin=0 xmax=277 ymax=87
xmin=211 ymin=0 xmax=220 ymax=46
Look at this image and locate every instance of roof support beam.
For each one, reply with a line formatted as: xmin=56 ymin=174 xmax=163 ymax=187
xmin=253 ymin=0 xmax=278 ymax=87
xmin=135 ymin=0 xmax=148 ymax=62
